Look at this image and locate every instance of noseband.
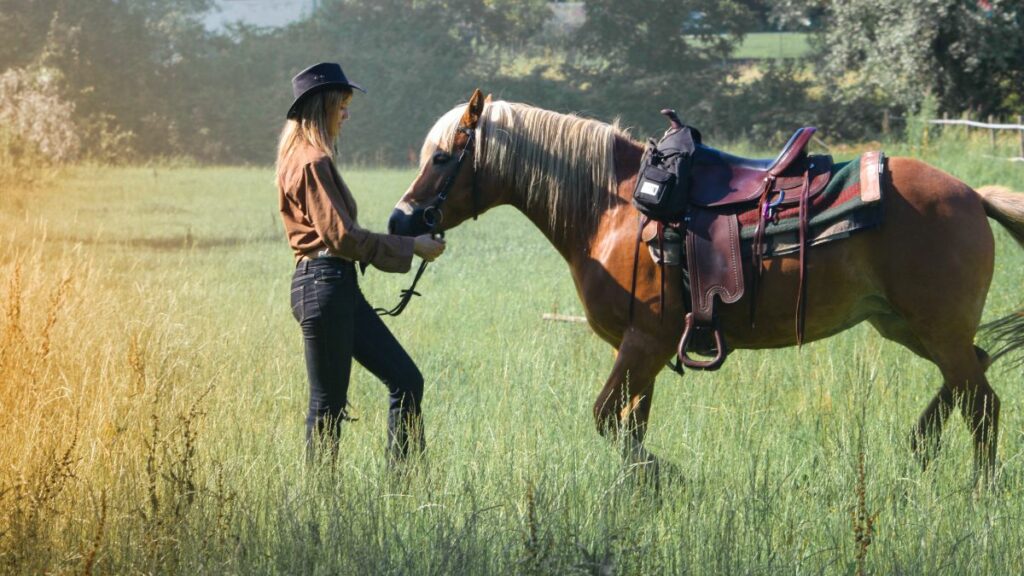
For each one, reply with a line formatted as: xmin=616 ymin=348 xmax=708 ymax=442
xmin=375 ymin=125 xmax=479 ymax=317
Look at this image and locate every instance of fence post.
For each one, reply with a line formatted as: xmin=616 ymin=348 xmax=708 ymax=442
xmin=1019 ymin=115 xmax=1024 ymax=159
xmin=882 ymin=110 xmax=890 ymax=136
xmin=989 ymin=115 xmax=996 ymax=150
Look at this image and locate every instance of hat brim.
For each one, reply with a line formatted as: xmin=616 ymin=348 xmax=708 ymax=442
xmin=287 ymin=81 xmax=367 ymax=119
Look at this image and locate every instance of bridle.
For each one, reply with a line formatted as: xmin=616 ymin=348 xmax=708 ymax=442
xmin=375 ymin=124 xmax=479 ymax=317
xmin=422 ymin=125 xmax=480 ymax=230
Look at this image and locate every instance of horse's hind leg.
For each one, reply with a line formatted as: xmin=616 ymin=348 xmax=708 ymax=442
xmin=592 ymin=334 xmax=671 ymax=483
xmin=869 ymin=315 xmax=955 ymax=466
xmin=871 ymin=314 xmax=999 ymax=479
xmin=868 ymin=162 xmax=999 ymax=480
xmin=909 ymin=345 xmax=993 ymax=469
xmin=926 ymin=343 xmax=1000 ymax=482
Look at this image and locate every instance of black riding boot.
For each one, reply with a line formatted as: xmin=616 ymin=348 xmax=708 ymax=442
xmin=387 ymin=408 xmax=425 ymax=463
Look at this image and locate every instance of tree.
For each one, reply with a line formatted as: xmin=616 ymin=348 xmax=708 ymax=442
xmin=563 ymin=0 xmax=755 ymax=137
xmin=449 ymin=0 xmax=552 ymax=47
xmin=814 ymin=0 xmax=1024 ymax=117
xmin=0 ymin=0 xmax=216 ymax=160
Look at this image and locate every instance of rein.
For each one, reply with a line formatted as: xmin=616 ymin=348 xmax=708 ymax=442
xmin=375 ymin=126 xmax=477 ymax=317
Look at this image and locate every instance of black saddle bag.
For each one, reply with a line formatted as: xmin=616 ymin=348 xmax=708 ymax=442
xmin=632 ymin=122 xmax=702 ymax=222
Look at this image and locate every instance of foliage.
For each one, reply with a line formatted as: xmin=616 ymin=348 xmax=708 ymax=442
xmin=449 ymin=0 xmax=552 ymax=47
xmin=0 ymin=0 xmax=1021 ymax=164
xmin=563 ymin=0 xmax=754 ymax=136
xmin=0 ymin=0 xmax=212 ymax=162
xmin=0 ymin=65 xmax=79 ymax=189
xmin=710 ymin=60 xmax=820 ymax=144
xmin=814 ymin=0 xmax=1024 ymax=117
xmin=763 ymin=0 xmax=827 ymax=30
xmin=904 ymin=93 xmax=940 ymax=154
xmin=0 ymin=66 xmax=79 ymax=162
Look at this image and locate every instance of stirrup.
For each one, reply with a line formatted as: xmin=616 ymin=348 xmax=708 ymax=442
xmin=677 ymin=313 xmax=727 ymax=371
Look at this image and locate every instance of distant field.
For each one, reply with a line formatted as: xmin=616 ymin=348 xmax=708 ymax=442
xmin=502 ymin=31 xmax=811 ymax=78
xmin=2 ymin=133 xmax=1024 ymax=573
xmin=734 ymin=32 xmax=811 ymax=59
xmin=687 ymin=32 xmax=811 ymax=60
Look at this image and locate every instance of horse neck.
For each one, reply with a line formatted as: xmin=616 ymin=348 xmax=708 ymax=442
xmin=501 ymin=182 xmax=578 ymax=261
xmin=483 ymin=133 xmax=643 ymax=261
xmin=486 ymin=135 xmax=644 ymax=264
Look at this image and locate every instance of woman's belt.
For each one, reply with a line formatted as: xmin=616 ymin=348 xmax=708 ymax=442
xmin=297 ymin=248 xmax=353 ymax=263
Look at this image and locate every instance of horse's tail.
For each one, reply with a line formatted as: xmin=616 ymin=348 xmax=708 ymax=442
xmin=976 ymin=185 xmax=1024 ymax=368
xmin=977 ymin=185 xmax=1024 ymax=249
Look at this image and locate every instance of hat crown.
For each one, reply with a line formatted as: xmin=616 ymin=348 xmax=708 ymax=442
xmin=292 ymin=62 xmax=347 ymax=99
xmin=286 ymin=61 xmax=365 ymax=118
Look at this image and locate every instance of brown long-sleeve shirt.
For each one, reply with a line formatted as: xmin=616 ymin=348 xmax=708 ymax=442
xmin=278 ymin=142 xmax=414 ymax=272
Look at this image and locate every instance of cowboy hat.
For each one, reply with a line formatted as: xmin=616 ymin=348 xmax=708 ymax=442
xmin=287 ymin=62 xmax=366 ymax=119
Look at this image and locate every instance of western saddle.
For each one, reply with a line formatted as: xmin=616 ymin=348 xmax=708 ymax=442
xmin=642 ymin=113 xmax=835 ymax=372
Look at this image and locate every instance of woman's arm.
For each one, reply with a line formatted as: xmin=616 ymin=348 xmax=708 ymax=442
xmin=303 ymin=157 xmax=415 ymax=272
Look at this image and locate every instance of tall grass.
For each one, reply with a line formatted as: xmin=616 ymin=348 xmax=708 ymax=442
xmin=1 ymin=138 xmax=1023 ymax=573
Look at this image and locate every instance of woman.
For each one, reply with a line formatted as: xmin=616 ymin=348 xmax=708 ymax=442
xmin=276 ymin=62 xmax=445 ymax=462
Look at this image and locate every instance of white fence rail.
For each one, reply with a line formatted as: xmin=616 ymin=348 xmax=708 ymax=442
xmin=928 ymin=116 xmax=1024 ymax=161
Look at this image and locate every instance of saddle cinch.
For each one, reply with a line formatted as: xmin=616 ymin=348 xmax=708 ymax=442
xmin=631 ymin=110 xmax=859 ymax=372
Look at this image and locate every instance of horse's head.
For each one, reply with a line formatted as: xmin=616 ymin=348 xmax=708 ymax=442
xmin=389 ymin=89 xmax=490 ymax=237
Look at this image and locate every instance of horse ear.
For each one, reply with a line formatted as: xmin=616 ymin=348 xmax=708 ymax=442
xmin=460 ymin=88 xmax=485 ymax=130
xmin=484 ymin=93 xmax=493 ymax=104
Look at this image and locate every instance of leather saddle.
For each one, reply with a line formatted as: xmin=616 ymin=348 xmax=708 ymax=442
xmin=670 ymin=126 xmax=832 ymax=371
xmin=689 ymin=127 xmax=832 ymax=208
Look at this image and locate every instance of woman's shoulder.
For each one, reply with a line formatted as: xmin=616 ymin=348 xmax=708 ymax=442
xmin=293 ymin=141 xmax=333 ymax=168
xmin=279 ymin=143 xmax=334 ymax=188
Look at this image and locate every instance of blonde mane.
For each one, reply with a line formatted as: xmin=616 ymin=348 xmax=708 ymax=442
xmin=421 ymin=101 xmax=631 ymax=237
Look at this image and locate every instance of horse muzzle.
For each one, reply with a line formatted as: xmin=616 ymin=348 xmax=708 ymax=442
xmin=388 ymin=205 xmax=434 ymax=237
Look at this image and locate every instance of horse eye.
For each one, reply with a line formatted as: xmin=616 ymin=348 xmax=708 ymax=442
xmin=432 ymin=152 xmax=450 ymax=165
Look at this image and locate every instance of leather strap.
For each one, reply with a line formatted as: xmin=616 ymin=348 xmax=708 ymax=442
xmin=795 ymin=170 xmax=811 ymax=345
xmin=628 ymin=215 xmax=650 ymax=322
xmin=375 ymin=258 xmax=431 ymax=317
xmin=748 ymin=175 xmax=776 ymax=327
xmin=657 ymin=222 xmax=665 ymax=322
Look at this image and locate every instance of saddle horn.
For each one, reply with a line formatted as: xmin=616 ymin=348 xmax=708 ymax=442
xmin=661 ymin=109 xmax=684 ymax=130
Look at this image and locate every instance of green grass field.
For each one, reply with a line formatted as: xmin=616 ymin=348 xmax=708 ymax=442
xmin=2 ymin=132 xmax=1024 ymax=574
xmin=734 ymin=32 xmax=811 ymax=60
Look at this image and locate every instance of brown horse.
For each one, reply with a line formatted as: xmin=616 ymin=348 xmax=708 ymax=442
xmin=388 ymin=90 xmax=1024 ymax=482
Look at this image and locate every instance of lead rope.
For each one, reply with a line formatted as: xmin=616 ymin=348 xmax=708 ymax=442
xmin=374 ymin=255 xmax=433 ymax=317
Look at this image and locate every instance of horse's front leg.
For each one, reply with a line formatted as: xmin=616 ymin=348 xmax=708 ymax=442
xmin=592 ymin=332 xmax=673 ymax=484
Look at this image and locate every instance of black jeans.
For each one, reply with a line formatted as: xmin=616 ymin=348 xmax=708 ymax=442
xmin=290 ymin=257 xmax=424 ymax=461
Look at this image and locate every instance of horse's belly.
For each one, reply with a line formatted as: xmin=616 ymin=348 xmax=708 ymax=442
xmin=719 ymin=236 xmax=885 ymax=349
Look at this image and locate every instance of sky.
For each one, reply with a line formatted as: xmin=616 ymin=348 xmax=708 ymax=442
xmin=202 ymin=0 xmax=318 ymax=30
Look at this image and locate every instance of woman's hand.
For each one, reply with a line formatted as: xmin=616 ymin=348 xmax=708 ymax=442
xmin=413 ymin=234 xmax=446 ymax=262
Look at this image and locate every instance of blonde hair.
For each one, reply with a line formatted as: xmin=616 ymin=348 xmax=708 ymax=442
xmin=275 ymin=88 xmax=351 ymax=179
xmin=422 ymin=100 xmax=628 ymax=239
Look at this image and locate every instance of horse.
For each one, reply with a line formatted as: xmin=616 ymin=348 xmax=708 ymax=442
xmin=387 ymin=89 xmax=1024 ymax=483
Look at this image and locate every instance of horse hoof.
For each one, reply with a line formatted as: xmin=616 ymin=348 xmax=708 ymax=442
xmin=624 ymin=456 xmax=682 ymax=492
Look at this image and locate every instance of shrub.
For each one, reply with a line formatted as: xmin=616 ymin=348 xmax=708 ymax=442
xmin=0 ymin=66 xmax=79 ymax=188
